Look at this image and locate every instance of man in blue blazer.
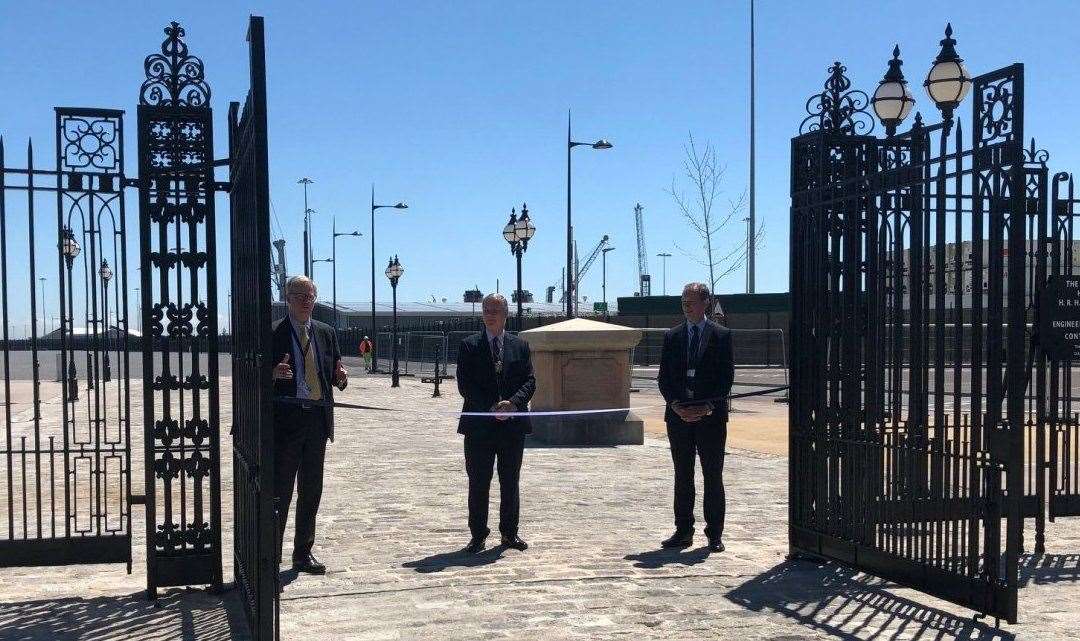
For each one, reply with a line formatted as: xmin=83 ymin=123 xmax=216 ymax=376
xmin=456 ymin=293 xmax=536 ymax=554
xmin=657 ymin=282 xmax=734 ymax=552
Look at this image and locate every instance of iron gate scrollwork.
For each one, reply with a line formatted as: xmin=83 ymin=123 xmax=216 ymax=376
xmin=789 ymin=62 xmax=1027 ymax=623
xmin=229 ymin=16 xmax=279 ymax=641
xmin=137 ymin=21 xmax=223 ymax=595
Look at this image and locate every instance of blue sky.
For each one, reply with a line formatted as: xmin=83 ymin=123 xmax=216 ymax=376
xmin=2 ymin=0 xmax=1080 ymax=333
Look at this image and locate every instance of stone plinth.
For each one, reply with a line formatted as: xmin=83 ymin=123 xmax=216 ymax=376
xmin=520 ymin=318 xmax=644 ymax=446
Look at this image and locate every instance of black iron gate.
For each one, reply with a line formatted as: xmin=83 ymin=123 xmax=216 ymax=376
xmin=229 ymin=17 xmax=278 ymax=641
xmin=789 ymin=60 xmax=1028 ymax=622
xmin=0 ymin=107 xmax=134 ymax=568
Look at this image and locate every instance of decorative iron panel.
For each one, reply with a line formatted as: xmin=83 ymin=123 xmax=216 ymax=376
xmin=136 ymin=22 xmax=222 ymax=595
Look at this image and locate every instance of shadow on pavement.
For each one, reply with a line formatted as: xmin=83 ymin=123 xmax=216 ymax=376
xmin=725 ymin=560 xmax=1014 ymax=641
xmin=402 ymin=545 xmax=506 ymax=573
xmin=1018 ymin=553 xmax=1080 ymax=586
xmin=0 ymin=588 xmax=250 ymax=641
xmin=623 ymin=546 xmax=712 ymax=569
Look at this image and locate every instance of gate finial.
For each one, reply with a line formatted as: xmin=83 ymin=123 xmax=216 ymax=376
xmin=799 ymin=61 xmax=874 ymax=135
xmin=140 ymin=21 xmax=211 ymax=107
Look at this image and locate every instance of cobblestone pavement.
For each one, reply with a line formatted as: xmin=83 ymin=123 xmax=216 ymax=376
xmin=1 ymin=372 xmax=1079 ymax=640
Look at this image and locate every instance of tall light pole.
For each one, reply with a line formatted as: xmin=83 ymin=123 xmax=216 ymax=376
xmin=657 ymin=252 xmax=672 ymax=295
xmin=748 ymin=0 xmax=756 ymax=293
xmin=332 ymin=215 xmax=362 ymax=330
xmin=385 ymin=255 xmax=404 ymax=388
xmin=601 ymin=246 xmax=615 ymax=318
xmin=503 ymin=203 xmax=536 ymax=326
xmin=61 ymin=228 xmax=80 ymax=401
xmin=743 ymin=216 xmax=752 ymax=293
xmin=370 ymin=185 xmax=408 ymax=373
xmin=298 ymin=177 xmax=314 ymax=277
xmin=566 ymin=110 xmax=612 ymax=318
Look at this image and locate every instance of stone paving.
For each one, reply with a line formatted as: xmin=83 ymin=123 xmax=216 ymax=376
xmin=1 ymin=366 xmax=1079 ymax=640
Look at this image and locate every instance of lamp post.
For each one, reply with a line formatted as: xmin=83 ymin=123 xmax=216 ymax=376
xmin=657 ymin=252 xmax=672 ymax=295
xmin=332 ymin=216 xmax=362 ymax=330
xmin=38 ymin=277 xmax=47 ymax=336
xmin=298 ymin=177 xmax=314 ymax=277
xmin=99 ymin=259 xmax=113 ymax=382
xmin=601 ymin=246 xmax=615 ymax=317
xmin=370 ymin=185 xmax=408 ymax=373
xmin=503 ymin=203 xmax=536 ymax=325
xmin=566 ymin=111 xmax=612 ymax=318
xmin=62 ymin=228 xmax=80 ymax=401
xmin=872 ymin=45 xmax=916 ymax=137
xmin=384 ymin=255 xmax=404 ymax=388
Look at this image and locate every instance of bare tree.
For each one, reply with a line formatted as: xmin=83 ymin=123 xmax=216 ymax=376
xmin=666 ymin=132 xmax=764 ymax=294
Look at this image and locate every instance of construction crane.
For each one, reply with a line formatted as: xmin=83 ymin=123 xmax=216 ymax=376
xmin=559 ymin=235 xmax=610 ymax=307
xmin=634 ymin=203 xmax=651 ymax=296
xmin=271 ymin=239 xmax=288 ymax=301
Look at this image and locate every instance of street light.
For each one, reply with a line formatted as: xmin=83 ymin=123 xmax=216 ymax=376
xmin=298 ymin=177 xmax=314 ymax=277
xmin=503 ymin=203 xmax=536 ymax=325
xmin=370 ymin=185 xmax=408 ymax=373
xmin=38 ymin=277 xmax=47 ymax=336
xmin=99 ymin=259 xmax=113 ymax=382
xmin=332 ymin=216 xmax=362 ymax=330
xmin=601 ymin=246 xmax=615 ymax=318
xmin=566 ymin=111 xmax=612 ymax=317
xmin=872 ymin=45 xmax=916 ymax=138
xmin=61 ymin=227 xmax=80 ymax=401
xmin=923 ymin=23 xmax=972 ymax=128
xmin=384 ymin=255 xmax=404 ymax=388
xmin=657 ymin=252 xmax=672 ymax=295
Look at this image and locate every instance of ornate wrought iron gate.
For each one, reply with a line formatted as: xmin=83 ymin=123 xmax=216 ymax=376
xmin=228 ymin=17 xmax=278 ymax=641
xmin=0 ymin=109 xmax=133 ymax=568
xmin=789 ymin=62 xmax=1027 ymax=623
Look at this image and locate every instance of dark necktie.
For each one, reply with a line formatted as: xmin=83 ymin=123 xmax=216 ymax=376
xmin=688 ymin=325 xmax=700 ymax=369
xmin=491 ymin=336 xmax=501 ymax=363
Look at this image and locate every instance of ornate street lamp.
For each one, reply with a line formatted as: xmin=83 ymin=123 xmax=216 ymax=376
xmin=504 ymin=203 xmax=536 ymax=325
xmin=872 ymin=45 xmax=916 ymax=137
xmin=923 ymin=23 xmax=972 ymax=127
xmin=384 ymin=255 xmax=404 ymax=388
xmin=370 ymin=186 xmax=408 ymax=373
xmin=99 ymin=259 xmax=113 ymax=382
xmin=61 ymin=228 xmax=80 ymax=401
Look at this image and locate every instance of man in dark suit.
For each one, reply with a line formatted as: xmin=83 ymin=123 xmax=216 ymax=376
xmin=456 ymin=293 xmax=536 ymax=554
xmin=657 ymin=282 xmax=734 ymax=552
xmin=271 ymin=275 xmax=347 ymax=574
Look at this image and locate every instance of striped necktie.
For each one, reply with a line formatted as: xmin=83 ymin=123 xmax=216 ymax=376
xmin=300 ymin=324 xmax=322 ymax=401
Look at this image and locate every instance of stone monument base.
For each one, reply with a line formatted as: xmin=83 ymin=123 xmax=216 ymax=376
xmin=528 ymin=411 xmax=644 ymax=447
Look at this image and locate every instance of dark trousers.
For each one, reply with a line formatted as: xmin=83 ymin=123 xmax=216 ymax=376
xmin=274 ymin=407 xmax=328 ymax=561
xmin=463 ymin=429 xmax=525 ymax=540
xmin=666 ymin=420 xmax=727 ymax=540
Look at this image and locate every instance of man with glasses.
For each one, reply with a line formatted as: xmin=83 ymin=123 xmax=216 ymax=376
xmin=657 ymin=282 xmax=734 ymax=553
xmin=456 ymin=293 xmax=535 ymax=554
xmin=271 ymin=275 xmax=348 ymax=574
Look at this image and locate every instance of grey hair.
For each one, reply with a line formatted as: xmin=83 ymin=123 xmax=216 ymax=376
xmin=481 ymin=293 xmax=509 ymax=315
xmin=286 ymin=275 xmax=318 ymax=296
xmin=682 ymin=282 xmax=711 ymax=301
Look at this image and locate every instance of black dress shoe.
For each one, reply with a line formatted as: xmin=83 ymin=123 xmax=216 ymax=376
xmin=292 ymin=553 xmax=326 ymax=575
xmin=501 ymin=534 xmax=528 ymax=551
xmin=661 ymin=530 xmax=694 ymax=548
xmin=464 ymin=537 xmax=486 ymax=554
xmin=708 ymin=538 xmax=725 ymax=553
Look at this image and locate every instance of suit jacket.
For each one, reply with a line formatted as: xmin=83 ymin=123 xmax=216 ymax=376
xmin=657 ymin=319 xmax=734 ymax=426
xmin=456 ymin=331 xmax=536 ymax=436
xmin=271 ymin=316 xmax=342 ymax=442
